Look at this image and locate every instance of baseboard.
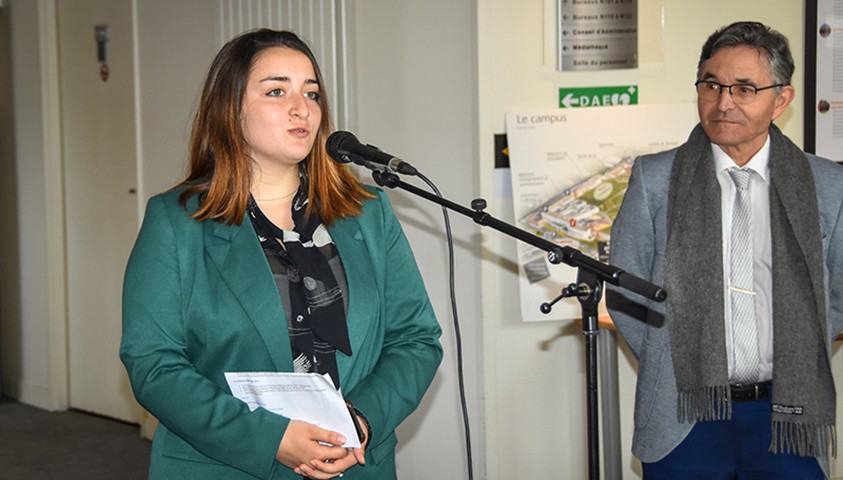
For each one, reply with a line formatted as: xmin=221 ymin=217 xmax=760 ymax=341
xmin=2 ymin=375 xmax=58 ymax=411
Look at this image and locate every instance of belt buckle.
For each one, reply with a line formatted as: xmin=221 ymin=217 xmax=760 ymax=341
xmin=754 ymin=383 xmax=760 ymax=401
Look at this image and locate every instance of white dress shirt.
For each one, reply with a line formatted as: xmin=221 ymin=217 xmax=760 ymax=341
xmin=712 ymin=138 xmax=773 ymax=383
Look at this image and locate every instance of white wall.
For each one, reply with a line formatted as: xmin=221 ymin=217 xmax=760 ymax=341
xmin=348 ymin=2 xmax=483 ymax=477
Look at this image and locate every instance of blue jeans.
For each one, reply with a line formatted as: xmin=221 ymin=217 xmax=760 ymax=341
xmin=643 ymin=396 xmax=823 ymax=480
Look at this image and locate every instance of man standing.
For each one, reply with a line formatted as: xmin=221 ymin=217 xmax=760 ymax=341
xmin=608 ymin=21 xmax=843 ymax=479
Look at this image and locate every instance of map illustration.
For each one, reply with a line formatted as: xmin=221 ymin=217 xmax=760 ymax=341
xmin=505 ymin=104 xmax=697 ymax=321
xmin=518 ymin=156 xmax=633 ymax=264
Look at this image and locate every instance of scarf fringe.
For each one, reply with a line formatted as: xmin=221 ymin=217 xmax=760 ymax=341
xmin=680 ymin=387 xmax=839 ymax=458
xmin=677 ymin=386 xmax=731 ymax=423
xmin=771 ymin=421 xmax=837 ymax=458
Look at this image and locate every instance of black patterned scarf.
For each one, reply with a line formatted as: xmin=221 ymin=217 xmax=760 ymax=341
xmin=248 ymin=184 xmax=351 ymax=390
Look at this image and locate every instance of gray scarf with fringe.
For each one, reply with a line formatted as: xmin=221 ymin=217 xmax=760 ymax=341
xmin=664 ymin=123 xmax=835 ymax=458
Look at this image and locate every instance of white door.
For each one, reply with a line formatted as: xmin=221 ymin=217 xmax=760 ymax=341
xmin=58 ymin=0 xmax=142 ymax=423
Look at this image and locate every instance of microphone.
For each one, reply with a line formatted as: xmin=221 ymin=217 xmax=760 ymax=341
xmin=326 ymin=131 xmax=418 ymax=175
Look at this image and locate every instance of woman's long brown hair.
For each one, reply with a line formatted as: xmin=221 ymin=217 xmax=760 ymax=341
xmin=178 ymin=29 xmax=373 ymax=225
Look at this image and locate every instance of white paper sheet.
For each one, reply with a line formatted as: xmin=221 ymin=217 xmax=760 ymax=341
xmin=225 ymin=371 xmax=361 ymax=448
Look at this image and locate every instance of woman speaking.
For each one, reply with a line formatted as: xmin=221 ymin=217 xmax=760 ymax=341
xmin=120 ymin=29 xmax=443 ymax=480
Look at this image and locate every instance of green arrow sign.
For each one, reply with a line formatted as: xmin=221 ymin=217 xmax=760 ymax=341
xmin=558 ymin=86 xmax=638 ymax=108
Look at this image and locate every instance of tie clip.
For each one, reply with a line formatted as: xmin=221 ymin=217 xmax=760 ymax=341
xmin=728 ymin=285 xmax=756 ymax=295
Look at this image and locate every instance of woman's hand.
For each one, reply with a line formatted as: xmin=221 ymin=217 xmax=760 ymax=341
xmin=275 ymin=415 xmax=370 ymax=480
xmin=300 ymin=443 xmax=367 ymax=479
xmin=298 ymin=449 xmax=358 ymax=479
xmin=276 ymin=420 xmax=352 ymax=478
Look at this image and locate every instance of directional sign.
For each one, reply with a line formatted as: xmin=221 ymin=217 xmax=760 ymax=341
xmin=558 ymin=0 xmax=637 ymax=71
xmin=558 ymin=86 xmax=638 ymax=108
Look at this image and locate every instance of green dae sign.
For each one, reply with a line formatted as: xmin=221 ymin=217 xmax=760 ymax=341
xmin=558 ymin=86 xmax=638 ymax=108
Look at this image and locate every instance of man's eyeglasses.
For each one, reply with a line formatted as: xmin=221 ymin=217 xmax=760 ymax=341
xmin=694 ymin=80 xmax=784 ymax=104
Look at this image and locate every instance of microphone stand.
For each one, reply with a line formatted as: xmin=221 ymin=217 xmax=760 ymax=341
xmin=370 ymin=169 xmax=666 ymax=480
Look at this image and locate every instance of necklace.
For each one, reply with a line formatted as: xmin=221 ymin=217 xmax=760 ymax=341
xmin=254 ymin=185 xmax=299 ymax=202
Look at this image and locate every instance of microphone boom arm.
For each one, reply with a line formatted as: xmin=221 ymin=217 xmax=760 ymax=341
xmin=370 ymin=170 xmax=666 ymax=303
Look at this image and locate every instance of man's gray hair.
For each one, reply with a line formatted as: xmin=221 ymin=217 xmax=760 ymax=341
xmin=696 ymin=21 xmax=794 ymax=86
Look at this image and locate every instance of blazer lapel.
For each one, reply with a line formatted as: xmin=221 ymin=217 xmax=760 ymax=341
xmin=204 ymin=219 xmax=293 ymax=371
xmin=328 ymin=215 xmax=379 ymax=377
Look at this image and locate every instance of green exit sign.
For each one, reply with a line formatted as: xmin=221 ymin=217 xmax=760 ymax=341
xmin=559 ymin=86 xmax=638 ymax=108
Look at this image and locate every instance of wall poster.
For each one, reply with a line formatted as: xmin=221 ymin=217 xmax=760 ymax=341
xmin=505 ymin=104 xmax=697 ymax=322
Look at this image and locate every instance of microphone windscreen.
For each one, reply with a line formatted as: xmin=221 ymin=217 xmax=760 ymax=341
xmin=326 ymin=131 xmax=356 ymax=164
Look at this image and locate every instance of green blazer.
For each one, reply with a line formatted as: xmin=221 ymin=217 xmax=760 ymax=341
xmin=120 ymin=186 xmax=443 ymax=479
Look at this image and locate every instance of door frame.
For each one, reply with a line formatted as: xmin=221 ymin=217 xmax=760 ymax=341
xmin=37 ymin=0 xmax=69 ymax=412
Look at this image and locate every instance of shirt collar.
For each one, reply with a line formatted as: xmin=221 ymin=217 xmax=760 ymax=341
xmin=711 ymin=135 xmax=771 ymax=183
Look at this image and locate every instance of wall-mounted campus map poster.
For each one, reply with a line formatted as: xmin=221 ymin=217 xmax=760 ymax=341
xmin=505 ymin=104 xmax=697 ymax=321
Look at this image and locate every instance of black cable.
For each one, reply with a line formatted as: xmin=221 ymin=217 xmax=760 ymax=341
xmin=415 ymin=172 xmax=473 ymax=480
